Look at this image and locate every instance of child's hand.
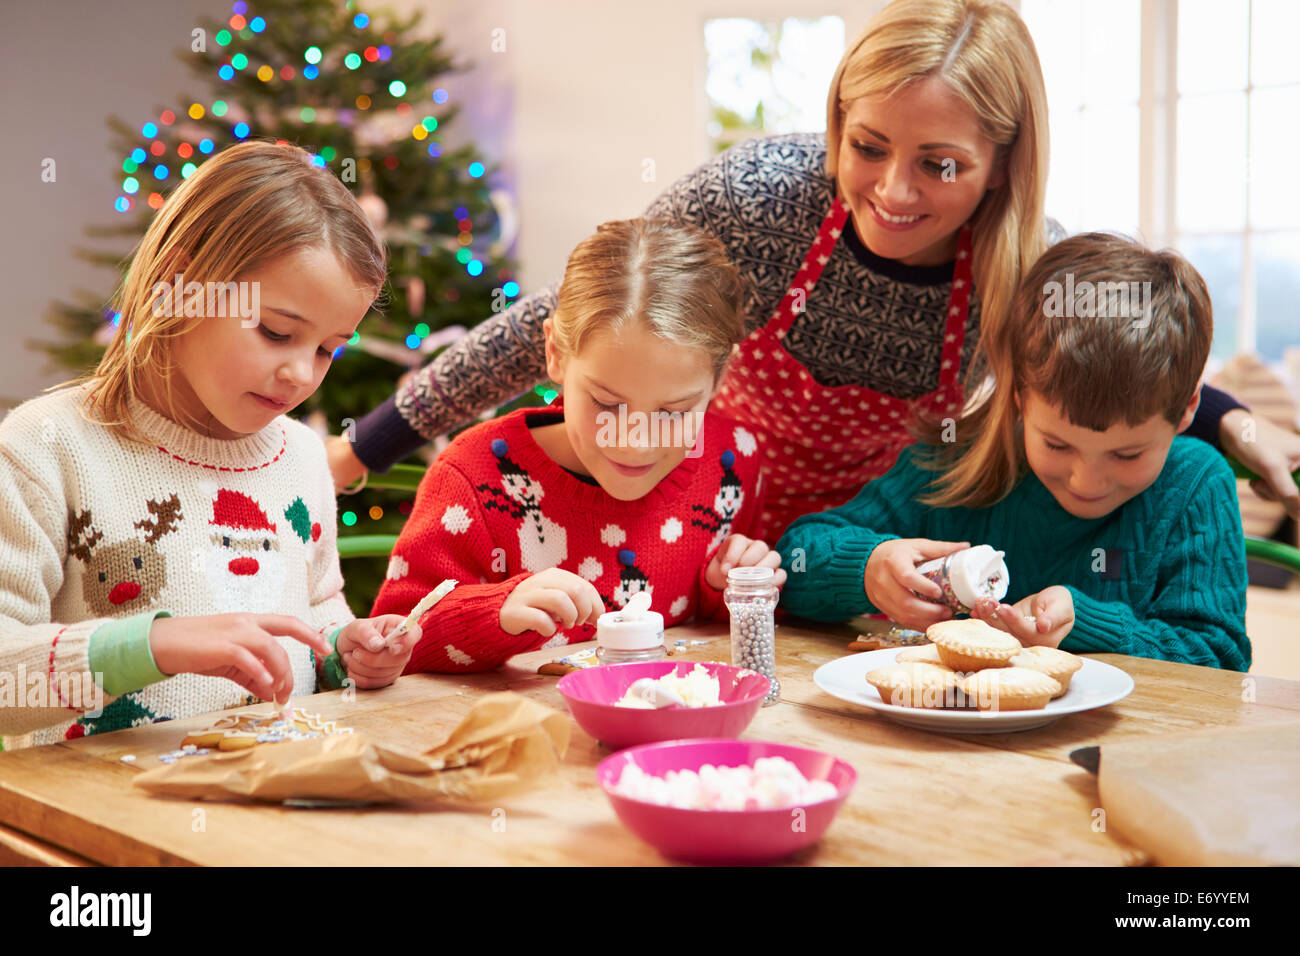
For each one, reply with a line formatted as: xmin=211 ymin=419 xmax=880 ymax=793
xmin=863 ymin=538 xmax=971 ymax=630
xmin=150 ymin=614 xmax=334 ymax=705
xmin=325 ymin=434 xmax=367 ymax=493
xmin=500 ymin=568 xmax=604 ymax=637
xmin=971 ymin=587 xmax=1075 ymax=648
xmin=336 ymin=614 xmax=414 ymax=689
xmin=705 ymin=534 xmax=786 ymax=590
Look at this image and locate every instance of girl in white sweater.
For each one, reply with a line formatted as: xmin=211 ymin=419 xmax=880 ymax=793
xmin=0 ymin=140 xmax=413 ymax=748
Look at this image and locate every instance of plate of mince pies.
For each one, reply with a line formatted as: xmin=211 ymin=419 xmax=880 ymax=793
xmin=813 ymin=619 xmax=1134 ymax=733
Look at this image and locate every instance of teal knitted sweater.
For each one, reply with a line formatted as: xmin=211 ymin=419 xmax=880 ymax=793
xmin=776 ymin=437 xmax=1250 ymax=671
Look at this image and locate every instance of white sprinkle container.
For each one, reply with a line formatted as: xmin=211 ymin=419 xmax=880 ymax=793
xmin=724 ymin=566 xmax=780 ymax=705
xmin=915 ymin=544 xmax=1009 ymax=614
xmin=596 ymin=608 xmax=666 ymax=664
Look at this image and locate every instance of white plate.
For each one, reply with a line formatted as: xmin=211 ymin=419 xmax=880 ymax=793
xmin=813 ymin=648 xmax=1134 ymax=733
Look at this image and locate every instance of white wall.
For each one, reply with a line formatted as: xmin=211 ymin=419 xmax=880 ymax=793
xmin=0 ymin=0 xmax=233 ymax=411
xmin=386 ymin=0 xmax=880 ymax=289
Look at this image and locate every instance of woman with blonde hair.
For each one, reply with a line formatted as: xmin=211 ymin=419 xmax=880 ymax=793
xmin=0 ymin=140 xmax=416 ymax=748
xmin=328 ymin=0 xmax=1297 ymax=536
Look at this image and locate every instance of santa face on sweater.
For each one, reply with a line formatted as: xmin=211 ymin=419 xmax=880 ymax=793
xmin=540 ymin=318 xmax=716 ymax=502
xmin=202 ymin=487 xmax=285 ymax=610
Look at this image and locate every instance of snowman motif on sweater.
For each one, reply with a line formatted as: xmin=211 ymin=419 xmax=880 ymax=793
xmin=690 ymin=449 xmax=744 ymax=553
xmin=201 ymin=486 xmax=285 ymax=610
xmin=609 ymin=548 xmax=654 ymax=609
xmin=475 ymin=438 xmax=568 ymax=572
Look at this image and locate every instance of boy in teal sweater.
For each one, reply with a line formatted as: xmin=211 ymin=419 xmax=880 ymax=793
xmin=777 ymin=234 xmax=1249 ymax=671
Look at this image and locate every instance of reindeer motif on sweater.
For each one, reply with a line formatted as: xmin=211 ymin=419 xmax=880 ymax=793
xmin=65 ymin=494 xmax=183 ymax=616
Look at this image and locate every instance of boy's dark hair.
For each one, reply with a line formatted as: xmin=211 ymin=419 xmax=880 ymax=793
xmin=1013 ymin=232 xmax=1213 ymax=431
xmin=917 ymin=232 xmax=1213 ymax=508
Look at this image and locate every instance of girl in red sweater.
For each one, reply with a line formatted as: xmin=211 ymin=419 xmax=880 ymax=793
xmin=372 ymin=220 xmax=785 ymax=672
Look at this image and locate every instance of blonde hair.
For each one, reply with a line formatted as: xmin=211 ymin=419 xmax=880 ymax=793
xmin=550 ymin=219 xmax=745 ymax=378
xmin=826 ymin=0 xmax=1050 ymax=396
xmin=919 ymin=233 xmax=1214 ymax=507
xmin=67 ymin=139 xmax=387 ymax=443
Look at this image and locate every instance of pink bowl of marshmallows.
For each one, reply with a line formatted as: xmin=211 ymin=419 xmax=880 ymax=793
xmin=597 ymin=738 xmax=856 ymax=863
xmin=556 ymin=660 xmax=770 ymax=751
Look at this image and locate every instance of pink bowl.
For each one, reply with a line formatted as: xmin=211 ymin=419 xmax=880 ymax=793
xmin=597 ymin=738 xmax=856 ymax=864
xmin=556 ymin=661 xmax=769 ymax=751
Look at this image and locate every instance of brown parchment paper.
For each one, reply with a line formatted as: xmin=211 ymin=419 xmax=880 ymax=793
xmin=1098 ymin=721 xmax=1300 ymax=865
xmin=132 ymin=692 xmax=571 ymax=805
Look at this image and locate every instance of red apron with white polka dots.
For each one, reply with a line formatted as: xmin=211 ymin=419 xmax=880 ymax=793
xmin=711 ymin=196 xmax=973 ymax=537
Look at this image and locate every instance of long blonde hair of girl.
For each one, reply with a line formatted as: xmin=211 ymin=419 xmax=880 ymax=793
xmin=548 ymin=218 xmax=746 ymax=378
xmin=919 ymin=233 xmax=1214 ymax=507
xmin=826 ymin=0 xmax=1051 ymax=488
xmin=67 ymin=139 xmax=387 ymax=444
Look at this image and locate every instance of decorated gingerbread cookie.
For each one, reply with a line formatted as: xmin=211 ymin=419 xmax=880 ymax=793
xmin=537 ymin=647 xmax=600 ymax=676
xmin=181 ymin=708 xmax=353 ymax=751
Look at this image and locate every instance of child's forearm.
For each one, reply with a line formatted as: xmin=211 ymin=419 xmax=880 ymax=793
xmin=1064 ymin=588 xmax=1250 ymax=671
xmin=402 ymin=574 xmax=563 ymax=673
xmin=775 ymin=447 xmax=936 ymax=621
xmin=306 ymin=592 xmax=354 ymax=637
xmin=0 ymin=619 xmax=110 ymax=737
xmin=776 ymin=521 xmax=896 ymax=621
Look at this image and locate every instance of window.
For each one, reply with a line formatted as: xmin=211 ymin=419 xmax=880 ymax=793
xmin=704 ymin=16 xmax=846 ymax=154
xmin=1022 ymin=0 xmax=1300 ymax=363
xmin=1021 ymin=0 xmax=1141 ymax=237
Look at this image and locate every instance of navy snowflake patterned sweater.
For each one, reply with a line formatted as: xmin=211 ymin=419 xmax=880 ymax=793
xmin=371 ymin=404 xmax=767 ymax=672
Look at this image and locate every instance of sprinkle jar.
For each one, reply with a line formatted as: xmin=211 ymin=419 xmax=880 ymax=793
xmin=724 ymin=566 xmax=780 ymax=705
xmin=915 ymin=544 xmax=1009 ymax=614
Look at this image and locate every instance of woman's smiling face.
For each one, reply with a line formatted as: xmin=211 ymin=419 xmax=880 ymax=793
xmin=836 ymin=75 xmax=1005 ymax=267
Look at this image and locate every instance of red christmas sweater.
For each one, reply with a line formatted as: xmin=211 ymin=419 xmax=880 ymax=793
xmin=371 ymin=403 xmax=766 ymax=672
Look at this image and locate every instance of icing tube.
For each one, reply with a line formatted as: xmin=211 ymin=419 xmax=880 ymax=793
xmin=392 ymin=579 xmax=458 ymax=641
xmin=915 ymin=545 xmax=1009 ymax=614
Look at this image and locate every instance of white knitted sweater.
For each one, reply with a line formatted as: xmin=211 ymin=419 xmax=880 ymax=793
xmin=0 ymin=385 xmax=353 ymax=748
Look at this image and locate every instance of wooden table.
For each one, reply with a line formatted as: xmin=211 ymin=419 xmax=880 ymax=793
xmin=2 ymin=620 xmax=1298 ymax=866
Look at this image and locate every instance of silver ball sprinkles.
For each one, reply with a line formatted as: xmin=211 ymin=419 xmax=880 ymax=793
xmin=729 ymin=603 xmax=781 ymax=706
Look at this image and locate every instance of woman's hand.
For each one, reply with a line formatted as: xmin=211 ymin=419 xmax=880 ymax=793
xmin=970 ymin=587 xmax=1075 ymax=648
xmin=335 ymin=614 xmax=415 ymax=689
xmin=500 ymin=568 xmax=605 ymax=637
xmin=863 ymin=538 xmax=970 ymax=630
xmin=1219 ymin=409 xmax=1300 ymax=519
xmin=704 ymin=534 xmax=785 ymax=590
xmin=150 ymin=614 xmax=334 ymax=704
xmin=326 ymin=434 xmax=368 ymax=493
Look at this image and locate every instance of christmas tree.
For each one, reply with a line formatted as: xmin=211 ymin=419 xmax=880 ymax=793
xmin=34 ymin=0 xmax=543 ymax=615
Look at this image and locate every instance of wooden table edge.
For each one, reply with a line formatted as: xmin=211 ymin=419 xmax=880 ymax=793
xmin=0 ymin=818 xmax=96 ymax=867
